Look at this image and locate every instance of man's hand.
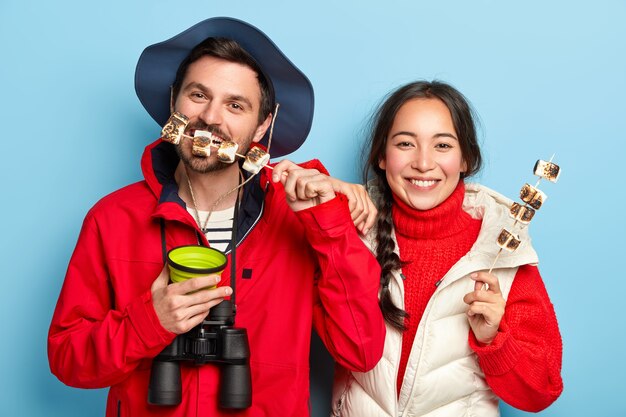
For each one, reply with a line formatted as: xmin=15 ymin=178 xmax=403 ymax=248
xmin=327 ymin=178 xmax=377 ymax=235
xmin=271 ymin=160 xmax=336 ymax=212
xmin=463 ymin=271 xmax=506 ymax=345
xmin=151 ymin=266 xmax=232 ymax=334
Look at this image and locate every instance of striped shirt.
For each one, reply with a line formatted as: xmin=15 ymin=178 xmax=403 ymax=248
xmin=187 ymin=206 xmax=235 ymax=252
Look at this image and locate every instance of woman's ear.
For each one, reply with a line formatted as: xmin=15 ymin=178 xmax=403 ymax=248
xmin=378 ymin=157 xmax=386 ymax=170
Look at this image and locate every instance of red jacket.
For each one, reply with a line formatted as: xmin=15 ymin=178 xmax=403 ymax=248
xmin=48 ymin=139 xmax=385 ymax=417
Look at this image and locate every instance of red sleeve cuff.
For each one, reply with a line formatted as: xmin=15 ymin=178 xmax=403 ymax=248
xmin=295 ymin=194 xmax=353 ymax=237
xmin=469 ymin=318 xmax=522 ymax=376
xmin=126 ymin=290 xmax=176 ymax=351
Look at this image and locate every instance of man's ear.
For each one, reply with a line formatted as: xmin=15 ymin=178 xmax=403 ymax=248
xmin=252 ymin=113 xmax=272 ymax=143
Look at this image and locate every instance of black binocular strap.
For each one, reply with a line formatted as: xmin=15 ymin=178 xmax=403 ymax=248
xmin=230 ymin=194 xmax=239 ymax=314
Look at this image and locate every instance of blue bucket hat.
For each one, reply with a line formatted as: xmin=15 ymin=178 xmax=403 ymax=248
xmin=135 ymin=17 xmax=314 ymax=157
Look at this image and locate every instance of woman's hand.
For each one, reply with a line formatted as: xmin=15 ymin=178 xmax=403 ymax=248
xmin=326 ymin=177 xmax=377 ymax=235
xmin=463 ymin=271 xmax=506 ymax=345
xmin=272 ymin=160 xmax=336 ymax=211
xmin=271 ymin=162 xmax=377 ymax=235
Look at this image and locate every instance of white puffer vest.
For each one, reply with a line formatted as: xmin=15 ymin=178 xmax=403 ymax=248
xmin=331 ymin=183 xmax=539 ymax=417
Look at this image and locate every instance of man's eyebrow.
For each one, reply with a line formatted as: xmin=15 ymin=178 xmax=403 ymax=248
xmin=183 ymin=82 xmax=209 ymax=93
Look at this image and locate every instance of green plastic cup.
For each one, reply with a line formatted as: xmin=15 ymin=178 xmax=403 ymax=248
xmin=167 ymin=245 xmax=228 ymax=289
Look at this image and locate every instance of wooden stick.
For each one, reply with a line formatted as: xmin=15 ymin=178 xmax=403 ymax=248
xmin=482 ymin=248 xmax=504 ymax=291
xmin=488 ymin=248 xmax=502 ymax=274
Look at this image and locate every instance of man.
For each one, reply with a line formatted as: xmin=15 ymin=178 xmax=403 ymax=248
xmin=48 ymin=17 xmax=385 ymax=417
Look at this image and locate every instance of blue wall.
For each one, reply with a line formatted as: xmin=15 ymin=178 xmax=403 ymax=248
xmin=1 ymin=0 xmax=624 ymax=416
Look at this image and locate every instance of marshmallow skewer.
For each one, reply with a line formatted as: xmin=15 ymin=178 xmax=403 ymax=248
xmin=182 ymin=133 xmax=275 ymax=171
xmin=484 ymin=155 xmax=561 ymax=289
xmin=160 ymin=112 xmax=283 ymax=234
xmin=508 ymin=155 xmax=558 ymax=228
xmin=161 ymin=113 xmax=276 ymax=172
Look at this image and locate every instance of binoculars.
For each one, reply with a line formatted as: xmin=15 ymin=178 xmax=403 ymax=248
xmin=147 ymin=300 xmax=251 ymax=409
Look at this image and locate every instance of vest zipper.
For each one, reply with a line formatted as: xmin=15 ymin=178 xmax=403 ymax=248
xmin=332 ymin=374 xmax=354 ymax=416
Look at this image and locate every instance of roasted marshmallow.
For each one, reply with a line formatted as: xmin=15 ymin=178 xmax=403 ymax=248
xmin=533 ymin=159 xmax=561 ymax=183
xmin=496 ymin=228 xmax=521 ymax=252
xmin=520 ymin=183 xmax=547 ymax=209
xmin=192 ymin=135 xmax=211 ymax=157
xmin=510 ymin=202 xmax=536 ymax=224
xmin=242 ymin=147 xmax=270 ymax=174
xmin=217 ymin=141 xmax=239 ymax=163
xmin=161 ymin=112 xmax=189 ymax=145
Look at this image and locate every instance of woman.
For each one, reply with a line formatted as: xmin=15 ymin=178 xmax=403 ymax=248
xmin=331 ymin=81 xmax=563 ymax=416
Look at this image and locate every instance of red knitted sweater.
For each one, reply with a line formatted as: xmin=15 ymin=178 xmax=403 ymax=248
xmin=392 ymin=181 xmax=563 ymax=411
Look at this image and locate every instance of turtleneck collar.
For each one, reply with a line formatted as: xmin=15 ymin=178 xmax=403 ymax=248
xmin=392 ymin=180 xmax=474 ymax=239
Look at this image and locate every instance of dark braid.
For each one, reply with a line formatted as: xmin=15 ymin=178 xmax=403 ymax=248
xmin=374 ymin=178 xmax=409 ymax=331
